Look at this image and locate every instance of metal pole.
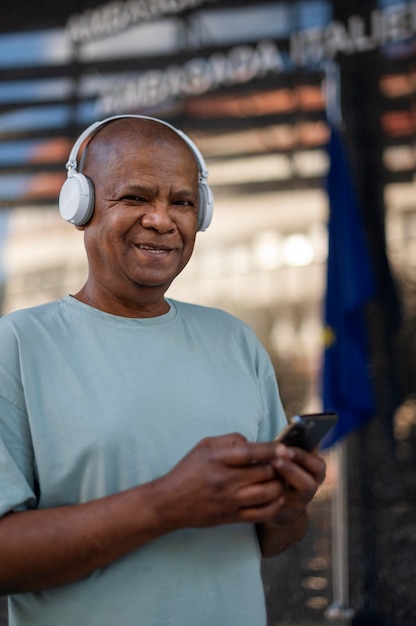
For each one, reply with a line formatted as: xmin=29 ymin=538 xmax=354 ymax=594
xmin=325 ymin=438 xmax=355 ymax=623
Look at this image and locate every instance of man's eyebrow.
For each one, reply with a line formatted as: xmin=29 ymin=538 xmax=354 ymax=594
xmin=120 ymin=184 xmax=196 ymax=196
xmin=118 ymin=183 xmax=156 ymax=195
xmin=173 ymin=188 xmax=197 ymax=197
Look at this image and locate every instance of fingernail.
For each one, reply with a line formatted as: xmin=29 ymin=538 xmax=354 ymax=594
xmin=275 ymin=443 xmax=286 ymax=454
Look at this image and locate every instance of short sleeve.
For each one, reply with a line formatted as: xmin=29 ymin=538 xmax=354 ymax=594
xmin=0 ymin=396 xmax=38 ymax=517
xmin=0 ymin=314 xmax=38 ymax=517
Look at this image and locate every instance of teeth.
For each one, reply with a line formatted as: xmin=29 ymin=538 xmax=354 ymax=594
xmin=137 ymin=245 xmax=169 ymax=252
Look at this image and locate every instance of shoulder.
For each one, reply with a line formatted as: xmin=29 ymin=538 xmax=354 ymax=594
xmin=172 ymin=299 xmax=254 ymax=334
xmin=0 ymin=301 xmax=64 ymax=345
xmin=0 ymin=300 xmax=62 ymax=327
xmin=170 ymin=299 xmax=268 ymax=360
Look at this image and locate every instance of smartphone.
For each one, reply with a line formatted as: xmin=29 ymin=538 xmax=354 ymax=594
xmin=274 ymin=412 xmax=338 ymax=451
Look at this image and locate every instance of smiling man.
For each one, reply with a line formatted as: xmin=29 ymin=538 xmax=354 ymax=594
xmin=76 ymin=119 xmax=200 ymax=317
xmin=0 ymin=116 xmax=326 ymax=626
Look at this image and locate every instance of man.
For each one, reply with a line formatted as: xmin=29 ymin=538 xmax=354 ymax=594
xmin=0 ymin=116 xmax=325 ymax=626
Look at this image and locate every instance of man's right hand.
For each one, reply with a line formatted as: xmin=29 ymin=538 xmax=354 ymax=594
xmin=154 ymin=433 xmax=286 ymax=529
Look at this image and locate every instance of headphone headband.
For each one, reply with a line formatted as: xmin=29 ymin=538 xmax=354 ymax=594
xmin=59 ymin=114 xmax=213 ymax=231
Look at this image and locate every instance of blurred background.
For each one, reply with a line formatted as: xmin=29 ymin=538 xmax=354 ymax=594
xmin=0 ymin=0 xmax=415 ymax=624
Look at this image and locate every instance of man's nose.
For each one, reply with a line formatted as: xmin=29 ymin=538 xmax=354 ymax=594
xmin=140 ymin=202 xmax=175 ymax=232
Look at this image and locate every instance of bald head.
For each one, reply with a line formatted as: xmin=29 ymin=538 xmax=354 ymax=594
xmin=80 ymin=117 xmax=198 ymax=180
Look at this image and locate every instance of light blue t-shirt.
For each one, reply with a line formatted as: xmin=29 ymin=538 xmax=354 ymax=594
xmin=0 ymin=296 xmax=287 ymax=626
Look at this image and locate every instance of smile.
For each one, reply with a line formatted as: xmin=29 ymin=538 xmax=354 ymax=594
xmin=133 ymin=244 xmax=175 ymax=255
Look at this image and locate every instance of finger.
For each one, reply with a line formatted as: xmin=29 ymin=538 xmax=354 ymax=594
xmin=239 ymin=498 xmax=284 ymax=523
xmin=208 ymin=433 xmax=248 ymax=448
xmin=273 ymin=457 xmax=320 ymax=495
xmin=237 ymin=480 xmax=284 ymax=508
xmin=289 ymin=448 xmax=327 ymax=483
xmin=273 ymin=447 xmax=326 ymax=483
xmin=218 ymin=441 xmax=280 ymax=467
xmin=235 ymin=463 xmax=277 ymax=487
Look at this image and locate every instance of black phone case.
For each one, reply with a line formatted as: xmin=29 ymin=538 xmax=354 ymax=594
xmin=276 ymin=412 xmax=338 ymax=451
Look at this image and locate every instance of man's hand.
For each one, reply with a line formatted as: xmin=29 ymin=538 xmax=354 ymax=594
xmin=256 ymin=444 xmax=327 ymax=557
xmin=272 ymin=444 xmax=327 ymax=518
xmin=155 ymin=433 xmax=287 ymax=529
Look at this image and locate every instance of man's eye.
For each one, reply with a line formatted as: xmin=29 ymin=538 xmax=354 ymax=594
xmin=123 ymin=196 xmax=146 ymax=203
xmin=174 ymin=200 xmax=193 ymax=207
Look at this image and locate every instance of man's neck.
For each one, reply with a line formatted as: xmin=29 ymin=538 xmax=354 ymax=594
xmin=73 ymin=284 xmax=171 ymax=318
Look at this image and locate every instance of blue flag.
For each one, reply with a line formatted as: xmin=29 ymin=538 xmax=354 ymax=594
xmin=321 ymin=128 xmax=377 ymax=447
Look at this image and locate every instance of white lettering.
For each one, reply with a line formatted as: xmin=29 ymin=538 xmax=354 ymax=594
xmin=348 ymin=16 xmax=376 ymax=52
xmin=325 ymin=21 xmax=354 ymax=57
xmin=298 ymin=28 xmax=326 ymax=65
xmin=290 ymin=31 xmax=306 ymax=67
xmin=125 ymin=0 xmax=156 ymax=22
xmin=209 ymin=53 xmax=228 ymax=88
xmin=370 ymin=9 xmax=383 ymax=45
xmin=256 ymin=40 xmax=285 ymax=74
xmin=123 ymin=79 xmax=143 ymax=110
xmin=145 ymin=71 xmax=169 ymax=105
xmin=97 ymin=40 xmax=287 ymax=114
xmin=290 ymin=5 xmax=416 ymax=67
xmin=381 ymin=4 xmax=413 ymax=43
xmin=227 ymin=46 xmax=258 ymax=83
xmin=184 ymin=58 xmax=212 ymax=94
xmin=67 ymin=0 xmax=218 ymax=44
xmin=165 ymin=65 xmax=185 ymax=98
xmin=92 ymin=4 xmax=416 ymax=113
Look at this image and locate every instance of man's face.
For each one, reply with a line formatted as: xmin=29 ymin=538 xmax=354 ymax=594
xmin=81 ymin=126 xmax=200 ymax=314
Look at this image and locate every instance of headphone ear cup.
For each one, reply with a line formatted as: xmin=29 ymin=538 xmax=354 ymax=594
xmin=198 ymin=182 xmax=214 ymax=232
xmin=59 ymin=173 xmax=95 ymax=226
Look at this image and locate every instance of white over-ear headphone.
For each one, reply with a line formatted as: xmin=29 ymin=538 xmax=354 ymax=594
xmin=59 ymin=114 xmax=214 ymax=231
